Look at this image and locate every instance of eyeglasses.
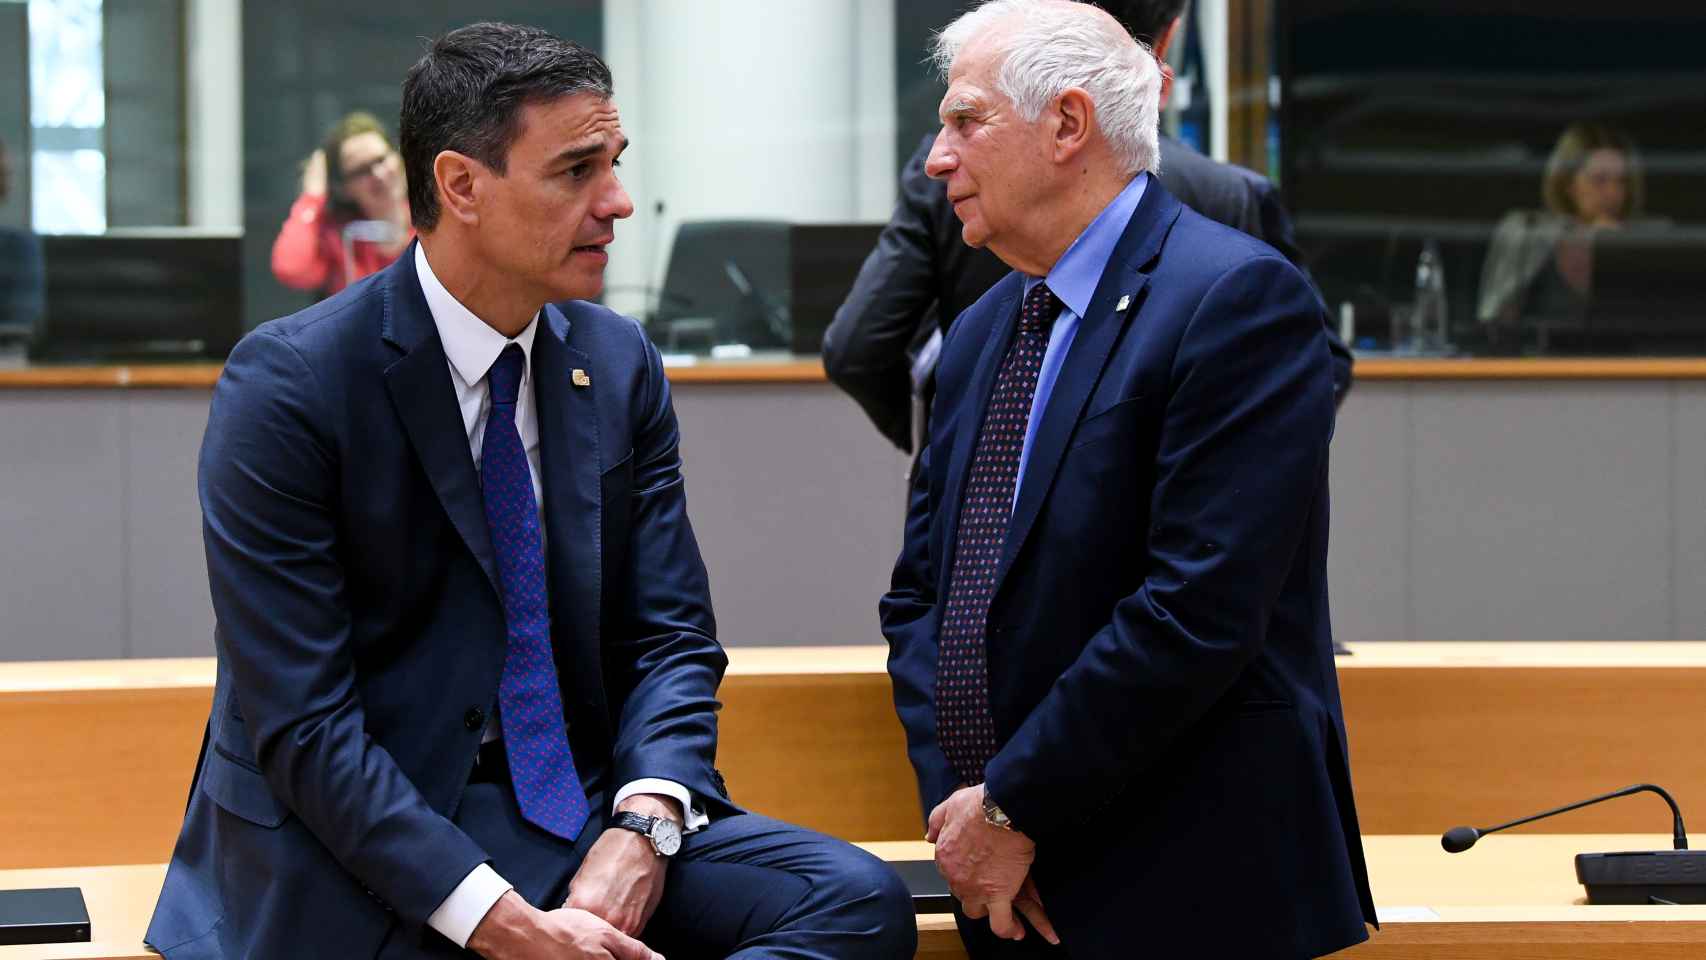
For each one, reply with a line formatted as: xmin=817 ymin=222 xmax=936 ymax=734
xmin=340 ymin=152 xmax=393 ymax=183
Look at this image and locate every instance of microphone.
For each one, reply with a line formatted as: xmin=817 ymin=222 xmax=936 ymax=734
xmin=1442 ymin=783 xmax=1688 ymax=853
xmin=1442 ymin=783 xmax=1706 ymax=904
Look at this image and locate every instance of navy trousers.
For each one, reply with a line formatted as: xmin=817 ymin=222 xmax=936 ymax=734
xmin=379 ymin=760 xmax=915 ymax=960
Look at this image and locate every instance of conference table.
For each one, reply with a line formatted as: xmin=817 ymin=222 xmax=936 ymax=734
xmin=4 ymin=642 xmax=1705 ymax=870
xmin=4 ymin=836 xmax=1703 ymax=959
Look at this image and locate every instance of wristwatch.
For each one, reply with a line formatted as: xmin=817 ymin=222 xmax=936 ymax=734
xmin=981 ymin=785 xmax=1015 ymax=831
xmin=610 ymin=811 xmax=683 ymax=857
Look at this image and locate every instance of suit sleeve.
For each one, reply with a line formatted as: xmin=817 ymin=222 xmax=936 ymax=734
xmin=878 ymin=439 xmax=965 ymax=825
xmin=821 ymin=139 xmax=942 ymax=453
xmin=982 ymin=256 xmax=1335 ymax=839
xmin=1252 ymin=178 xmax=1354 ymax=406
xmin=201 ymin=331 xmax=488 ymax=925
xmin=604 ymin=330 xmax=727 ymax=800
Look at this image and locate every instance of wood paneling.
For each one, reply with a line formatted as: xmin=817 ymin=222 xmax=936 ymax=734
xmin=7 ymin=644 xmax=1706 ymax=870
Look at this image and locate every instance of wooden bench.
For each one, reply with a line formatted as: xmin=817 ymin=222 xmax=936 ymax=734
xmin=6 ymin=643 xmax=1706 ymax=869
xmin=10 ymin=837 xmax=1706 ymax=959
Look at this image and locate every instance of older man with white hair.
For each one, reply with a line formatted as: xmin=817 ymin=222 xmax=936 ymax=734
xmin=879 ymin=2 xmax=1377 ymax=957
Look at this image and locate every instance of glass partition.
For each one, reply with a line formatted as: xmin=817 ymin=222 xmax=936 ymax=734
xmin=6 ymin=0 xmax=1706 ymax=368
xmin=1280 ymin=0 xmax=1706 ymax=357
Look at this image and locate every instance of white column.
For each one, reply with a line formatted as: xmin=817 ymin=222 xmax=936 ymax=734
xmin=601 ymin=0 xmax=893 ymax=318
xmin=1198 ymin=0 xmax=1229 ymax=163
xmin=184 ymin=0 xmax=241 ymax=228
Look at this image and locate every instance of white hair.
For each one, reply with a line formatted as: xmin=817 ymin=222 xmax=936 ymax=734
xmin=932 ymin=0 xmax=1161 ymax=177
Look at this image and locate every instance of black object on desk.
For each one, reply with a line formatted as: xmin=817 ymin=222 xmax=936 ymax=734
xmin=888 ymin=859 xmax=956 ymax=915
xmin=32 ymin=230 xmax=243 ymax=363
xmin=0 ymin=887 xmax=91 ymax=945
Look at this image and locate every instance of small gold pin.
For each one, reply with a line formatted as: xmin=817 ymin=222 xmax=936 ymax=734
xmin=1116 ymin=294 xmax=1132 ymax=311
xmin=572 ymin=369 xmax=591 ymax=388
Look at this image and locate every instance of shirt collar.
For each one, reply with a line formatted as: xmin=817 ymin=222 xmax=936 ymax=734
xmin=414 ymin=242 xmax=540 ymax=389
xmin=1026 ymin=172 xmax=1149 ymax=318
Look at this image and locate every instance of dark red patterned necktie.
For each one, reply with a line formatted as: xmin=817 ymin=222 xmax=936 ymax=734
xmin=937 ymin=282 xmax=1060 ymax=785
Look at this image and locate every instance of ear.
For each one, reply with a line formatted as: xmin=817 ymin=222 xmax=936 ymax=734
xmin=1153 ymin=17 xmax=1182 ymax=108
xmin=1051 ymin=87 xmax=1096 ymax=165
xmin=1152 ymin=15 xmax=1183 ymax=63
xmin=433 ymin=150 xmax=482 ymax=227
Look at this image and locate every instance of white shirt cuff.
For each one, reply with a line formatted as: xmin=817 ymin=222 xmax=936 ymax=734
xmin=426 ymin=862 xmax=513 ymax=949
xmin=614 ymin=778 xmax=709 ymax=832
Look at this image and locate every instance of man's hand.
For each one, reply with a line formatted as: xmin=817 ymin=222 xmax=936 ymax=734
xmin=927 ymin=785 xmax=1056 ymax=944
xmin=467 ymin=890 xmax=662 ymax=960
xmin=563 ymin=794 xmax=681 ymax=936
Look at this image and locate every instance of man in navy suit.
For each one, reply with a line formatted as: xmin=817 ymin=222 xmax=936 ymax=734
xmin=145 ymin=22 xmax=912 ymax=960
xmin=879 ymin=2 xmax=1376 ymax=957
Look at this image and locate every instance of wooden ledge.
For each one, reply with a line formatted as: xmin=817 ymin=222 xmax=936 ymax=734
xmin=5 ymin=357 xmax=1706 ymax=390
xmin=0 ymin=365 xmax=225 ymax=389
xmin=1355 ymin=357 xmax=1706 ymax=380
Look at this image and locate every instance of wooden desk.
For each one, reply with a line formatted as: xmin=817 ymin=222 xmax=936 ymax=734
xmin=864 ymin=835 xmax=1706 ymax=960
xmin=0 ymin=865 xmax=161 ymax=960
xmin=6 ymin=644 xmax=1706 ymax=868
xmin=6 ymin=837 xmax=1705 ymax=960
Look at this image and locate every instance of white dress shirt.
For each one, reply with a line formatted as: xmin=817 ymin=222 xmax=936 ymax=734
xmin=414 ymin=244 xmax=706 ymax=947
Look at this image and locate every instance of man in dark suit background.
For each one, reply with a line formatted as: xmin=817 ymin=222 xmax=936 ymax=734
xmin=879 ymin=2 xmax=1375 ymax=956
xmin=145 ymin=22 xmax=912 ymax=960
xmin=823 ymin=0 xmax=1351 ymax=456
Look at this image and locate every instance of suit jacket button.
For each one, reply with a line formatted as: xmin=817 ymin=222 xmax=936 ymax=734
xmin=464 ymin=707 xmax=486 ymax=731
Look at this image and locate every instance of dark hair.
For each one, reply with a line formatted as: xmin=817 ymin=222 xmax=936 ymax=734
xmin=1088 ymin=0 xmax=1190 ymax=46
xmin=321 ymin=111 xmax=395 ymax=222
xmin=400 ymin=21 xmax=613 ymax=231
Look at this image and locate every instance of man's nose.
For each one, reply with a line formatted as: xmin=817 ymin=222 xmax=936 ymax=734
xmin=924 ymin=130 xmax=956 ymax=180
xmin=601 ymin=175 xmax=635 ymax=221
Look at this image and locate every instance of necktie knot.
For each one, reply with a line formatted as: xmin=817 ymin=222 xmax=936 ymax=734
xmin=487 ymin=343 xmax=525 ymax=407
xmin=1020 ymin=282 xmax=1061 ymax=335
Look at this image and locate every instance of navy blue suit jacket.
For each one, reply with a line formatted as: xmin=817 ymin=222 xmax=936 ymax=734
xmin=880 ymin=182 xmax=1377 ymax=959
xmin=146 ymin=247 xmax=732 ymax=959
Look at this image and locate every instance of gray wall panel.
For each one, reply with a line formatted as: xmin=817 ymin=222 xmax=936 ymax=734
xmin=1408 ymin=382 xmax=1672 ymax=641
xmin=1675 ymin=383 xmax=1706 ymax=640
xmin=0 ymin=392 xmax=125 ymax=659
xmin=671 ymin=382 xmax=908 ymax=647
xmin=1327 ymin=382 xmax=1411 ymax=642
xmin=125 ymin=394 xmax=214 ymax=657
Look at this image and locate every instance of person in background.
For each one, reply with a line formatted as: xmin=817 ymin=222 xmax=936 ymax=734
xmin=880 ymin=1 xmax=1374 ymax=955
xmin=0 ymin=136 xmax=45 ymax=343
xmin=271 ymin=110 xmax=414 ymax=297
xmin=1478 ymin=122 xmax=1647 ymax=344
xmin=824 ymin=0 xmax=1352 ymax=456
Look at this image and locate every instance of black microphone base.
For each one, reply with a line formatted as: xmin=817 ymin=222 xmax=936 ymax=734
xmin=1576 ymin=850 xmax=1706 ymax=904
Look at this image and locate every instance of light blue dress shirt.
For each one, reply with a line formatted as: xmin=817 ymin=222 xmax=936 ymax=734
xmin=1014 ymin=172 xmax=1149 ymax=506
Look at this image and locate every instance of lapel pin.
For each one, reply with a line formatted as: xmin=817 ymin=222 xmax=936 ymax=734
xmin=1116 ymin=294 xmax=1133 ymax=311
xmin=572 ymin=369 xmax=591 ymax=388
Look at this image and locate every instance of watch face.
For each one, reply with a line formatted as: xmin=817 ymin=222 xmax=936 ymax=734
xmin=651 ymin=819 xmax=683 ymax=857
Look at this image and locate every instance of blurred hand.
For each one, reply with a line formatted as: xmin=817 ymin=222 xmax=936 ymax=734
xmin=301 ymin=149 xmax=327 ymax=197
xmin=467 ymin=890 xmax=663 ymax=960
xmin=927 ymin=785 xmax=1051 ymax=943
xmin=564 ymin=794 xmax=679 ymax=936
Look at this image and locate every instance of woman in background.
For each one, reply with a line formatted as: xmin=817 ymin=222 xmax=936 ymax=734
xmin=271 ymin=111 xmax=412 ymax=297
xmin=1478 ymin=123 xmax=1646 ymax=342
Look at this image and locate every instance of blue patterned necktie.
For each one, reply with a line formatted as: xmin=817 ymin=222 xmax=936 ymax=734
xmin=481 ymin=343 xmax=589 ymax=840
xmin=937 ymin=282 xmax=1060 ymax=785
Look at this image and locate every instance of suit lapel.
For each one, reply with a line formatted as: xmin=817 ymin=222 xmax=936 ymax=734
xmin=379 ymin=244 xmax=501 ymax=596
xmin=993 ymin=183 xmax=1185 ymax=595
xmin=532 ymin=304 xmax=603 ymax=663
